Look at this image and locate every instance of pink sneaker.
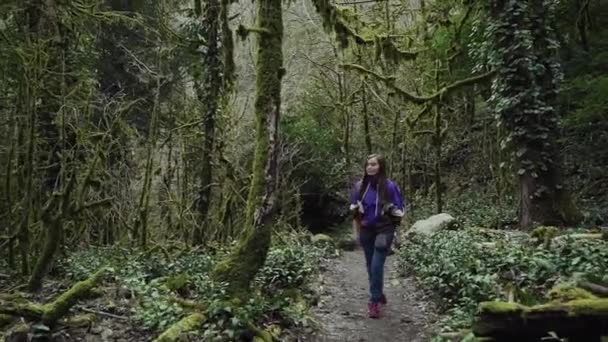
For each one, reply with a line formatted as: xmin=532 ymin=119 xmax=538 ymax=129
xmin=368 ymin=302 xmax=380 ymax=319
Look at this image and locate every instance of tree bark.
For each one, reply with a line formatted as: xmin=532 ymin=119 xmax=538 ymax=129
xmin=490 ymin=0 xmax=581 ymax=229
xmin=25 ymin=0 xmax=66 ymax=287
xmin=361 ymin=84 xmax=373 ymax=155
xmin=193 ymin=0 xmax=222 ymax=245
xmin=211 ymin=0 xmax=283 ymax=297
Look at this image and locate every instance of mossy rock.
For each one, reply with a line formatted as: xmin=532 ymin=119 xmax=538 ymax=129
xmin=547 ymin=282 xmax=597 ymax=302
xmin=311 ymin=234 xmax=334 ymax=246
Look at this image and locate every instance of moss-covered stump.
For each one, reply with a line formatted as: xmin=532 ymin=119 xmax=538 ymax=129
xmin=473 ymin=299 xmax=608 ymax=341
xmin=152 ymin=313 xmax=205 ymax=342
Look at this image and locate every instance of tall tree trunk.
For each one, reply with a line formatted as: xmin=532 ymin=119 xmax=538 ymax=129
xmin=211 ymin=0 xmax=283 ymax=297
xmin=433 ymin=60 xmax=443 ymax=214
xmin=193 ymin=0 xmax=222 ymax=245
xmin=4 ymin=109 xmax=16 ymax=268
xmin=361 ymin=83 xmax=373 ymax=156
xmin=26 ymin=0 xmax=67 ymax=290
xmin=134 ymin=58 xmax=162 ymax=248
xmin=490 ymin=0 xmax=581 ymax=229
xmin=576 ymin=0 xmax=590 ymax=52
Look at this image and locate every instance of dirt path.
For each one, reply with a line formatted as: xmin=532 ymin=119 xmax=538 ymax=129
xmin=303 ymin=249 xmax=437 ymax=341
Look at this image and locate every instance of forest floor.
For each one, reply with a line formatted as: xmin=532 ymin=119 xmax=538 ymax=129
xmin=302 ymin=248 xmax=438 ymax=342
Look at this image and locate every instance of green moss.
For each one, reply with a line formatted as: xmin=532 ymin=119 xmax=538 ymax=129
xmin=211 ymin=0 xmax=283 ymax=298
xmin=310 ymin=0 xmax=416 ymax=63
xmin=153 ymin=313 xmax=205 ymax=342
xmin=479 ymin=298 xmax=608 ymax=317
xmin=42 ymin=268 xmax=106 ymax=324
xmin=0 ymin=299 xmax=45 ymax=319
xmin=478 ymin=301 xmax=526 ymax=314
xmin=531 ymin=226 xmax=559 ymax=248
xmin=546 ymin=283 xmax=597 ymax=302
xmin=63 ymin=313 xmax=96 ymax=327
xmin=247 ymin=321 xmax=276 ymax=342
xmin=564 ymin=298 xmax=608 ymax=315
xmin=164 ymin=273 xmax=190 ymax=292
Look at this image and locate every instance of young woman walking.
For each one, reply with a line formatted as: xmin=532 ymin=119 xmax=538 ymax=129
xmin=350 ymin=154 xmax=405 ymax=318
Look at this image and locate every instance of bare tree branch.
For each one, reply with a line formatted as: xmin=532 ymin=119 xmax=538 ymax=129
xmin=341 ymin=63 xmax=495 ymax=104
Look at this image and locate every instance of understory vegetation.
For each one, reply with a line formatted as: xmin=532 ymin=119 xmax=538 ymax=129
xmin=397 ymin=222 xmax=608 ymax=340
xmin=2 ymin=0 xmax=608 ymax=340
xmin=1 ymin=230 xmax=336 ymax=340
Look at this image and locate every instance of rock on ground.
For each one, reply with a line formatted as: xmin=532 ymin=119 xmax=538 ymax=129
xmin=407 ymin=213 xmax=456 ymax=237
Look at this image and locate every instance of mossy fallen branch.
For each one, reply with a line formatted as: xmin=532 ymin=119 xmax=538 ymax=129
xmin=41 ymin=268 xmax=107 ymax=323
xmin=341 ymin=63 xmax=495 ymax=104
xmin=0 ymin=268 xmax=106 ymax=325
xmin=152 ymin=313 xmax=205 ymax=342
xmin=0 ymin=298 xmax=46 ymax=320
xmin=473 ymin=298 xmax=608 ymax=339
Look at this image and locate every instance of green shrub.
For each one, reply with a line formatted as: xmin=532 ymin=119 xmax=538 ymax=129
xmin=398 ymin=228 xmax=608 ymax=335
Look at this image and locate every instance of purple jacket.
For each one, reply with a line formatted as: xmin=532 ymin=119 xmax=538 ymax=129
xmin=350 ymin=178 xmax=405 ymax=228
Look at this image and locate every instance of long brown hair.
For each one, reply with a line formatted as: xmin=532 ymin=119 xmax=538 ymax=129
xmin=357 ymin=154 xmax=391 ymax=207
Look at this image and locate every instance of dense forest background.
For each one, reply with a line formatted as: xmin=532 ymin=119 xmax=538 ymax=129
xmin=1 ymin=0 xmax=607 ymax=341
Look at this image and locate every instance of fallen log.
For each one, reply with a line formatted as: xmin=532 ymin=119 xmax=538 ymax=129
xmin=153 ymin=313 xmax=205 ymax=342
xmin=473 ymin=299 xmax=608 ymax=341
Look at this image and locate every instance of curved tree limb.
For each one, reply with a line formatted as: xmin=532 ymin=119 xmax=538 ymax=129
xmin=341 ymin=63 xmax=495 ymax=104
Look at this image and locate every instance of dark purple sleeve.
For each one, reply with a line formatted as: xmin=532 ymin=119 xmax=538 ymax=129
xmin=388 ymin=181 xmax=405 ymax=211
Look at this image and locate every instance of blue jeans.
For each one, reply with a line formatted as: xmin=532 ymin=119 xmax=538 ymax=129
xmin=359 ymin=227 xmax=395 ymax=303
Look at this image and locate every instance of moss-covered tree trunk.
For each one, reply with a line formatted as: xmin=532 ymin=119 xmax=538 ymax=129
xmin=211 ymin=0 xmax=283 ymax=297
xmin=193 ymin=0 xmax=221 ymax=245
xmin=490 ymin=0 xmax=581 ymax=229
xmin=27 ymin=0 xmax=70 ymax=291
